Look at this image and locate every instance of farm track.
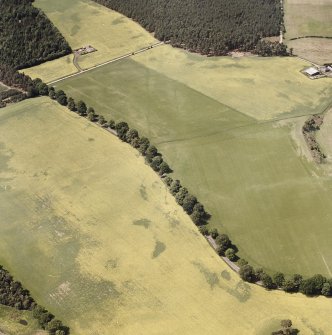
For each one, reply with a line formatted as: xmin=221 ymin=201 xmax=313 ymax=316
xmin=48 ymin=41 xmax=164 ymax=85
xmin=73 ymin=52 xmax=83 ymax=71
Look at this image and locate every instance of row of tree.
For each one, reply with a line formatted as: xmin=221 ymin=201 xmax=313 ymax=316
xmin=199 ymin=226 xmax=332 ymax=297
xmin=0 ymin=0 xmax=71 ymax=69
xmin=93 ymin=0 xmax=283 ymax=55
xmin=255 ymin=41 xmax=290 ymax=57
xmin=41 ymin=83 xmax=210 ymax=227
xmin=302 ymin=114 xmax=326 ymax=163
xmin=3 ymin=69 xmax=331 ymax=299
xmin=0 ymin=64 xmax=43 ymax=107
xmin=0 ymin=266 xmax=69 ymax=334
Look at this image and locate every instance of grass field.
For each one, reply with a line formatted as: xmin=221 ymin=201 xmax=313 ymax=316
xmin=132 ymin=45 xmax=331 ymax=119
xmin=56 ymin=57 xmax=332 ymax=276
xmin=284 ymin=0 xmax=332 ymax=64
xmin=24 ymin=0 xmax=156 ymax=81
xmin=0 ymin=305 xmax=42 ymax=335
xmin=22 ymin=55 xmax=77 ymax=85
xmin=1 ymin=98 xmax=332 ymax=334
xmin=287 ymin=38 xmax=332 ymax=65
xmin=284 ymin=0 xmax=332 ymax=39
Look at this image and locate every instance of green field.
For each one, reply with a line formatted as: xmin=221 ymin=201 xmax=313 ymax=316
xmin=56 ymin=57 xmax=332 ymax=276
xmin=0 ymin=305 xmax=43 ymax=335
xmin=132 ymin=45 xmax=331 ymax=119
xmin=284 ymin=0 xmax=332 ymax=64
xmin=1 ymin=98 xmax=332 ymax=334
xmin=22 ymin=0 xmax=156 ymax=82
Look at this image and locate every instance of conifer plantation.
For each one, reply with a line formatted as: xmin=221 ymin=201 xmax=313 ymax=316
xmin=94 ymin=0 xmax=282 ymax=55
xmin=0 ymin=0 xmax=71 ymax=69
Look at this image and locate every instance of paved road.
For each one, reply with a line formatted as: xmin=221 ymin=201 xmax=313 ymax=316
xmin=48 ymin=41 xmax=164 ymax=85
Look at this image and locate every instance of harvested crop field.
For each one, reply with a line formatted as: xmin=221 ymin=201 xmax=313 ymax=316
xmin=1 ymin=98 xmax=332 ymax=334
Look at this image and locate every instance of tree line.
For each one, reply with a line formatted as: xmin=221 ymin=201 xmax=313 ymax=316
xmin=42 ymin=82 xmax=211 ymax=226
xmin=0 ymin=265 xmax=69 ymax=335
xmin=2 ymin=68 xmax=331 ymax=299
xmin=0 ymin=64 xmax=41 ymax=107
xmin=203 ymin=226 xmax=332 ymax=296
xmin=0 ymin=0 xmax=71 ymax=69
xmin=41 ymin=81 xmax=332 ymax=298
xmin=93 ymin=0 xmax=283 ymax=56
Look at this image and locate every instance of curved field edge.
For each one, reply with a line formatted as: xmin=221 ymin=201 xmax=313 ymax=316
xmin=0 ymin=98 xmax=331 ymax=334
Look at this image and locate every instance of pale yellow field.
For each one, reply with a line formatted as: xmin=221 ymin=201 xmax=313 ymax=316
xmin=22 ymin=54 xmax=77 ymax=84
xmin=133 ymin=44 xmax=332 ymax=119
xmin=1 ymin=98 xmax=332 ymax=335
xmin=33 ymin=0 xmax=156 ymax=70
xmin=24 ymin=0 xmax=331 ymax=120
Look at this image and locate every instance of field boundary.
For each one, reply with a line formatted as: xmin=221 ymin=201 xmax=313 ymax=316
xmin=47 ymin=41 xmax=164 ymax=85
xmin=289 ymin=36 xmax=332 ymax=41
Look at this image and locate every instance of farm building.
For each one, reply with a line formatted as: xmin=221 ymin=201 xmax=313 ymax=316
xmin=304 ymin=67 xmax=320 ymax=76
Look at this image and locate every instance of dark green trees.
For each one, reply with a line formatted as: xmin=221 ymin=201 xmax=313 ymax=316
xmin=273 ymin=272 xmax=285 ymax=288
xmin=77 ymin=100 xmax=87 ymax=116
xmin=239 ymin=264 xmax=256 ymax=283
xmin=215 ymin=234 xmax=231 ymax=255
xmin=225 ymin=248 xmax=236 ymax=261
xmin=255 ymin=41 xmax=289 ymax=56
xmin=0 ymin=0 xmax=71 ymax=69
xmin=55 ymin=90 xmax=67 ymax=106
xmin=115 ymin=121 xmax=129 ymax=140
xmin=94 ymin=0 xmax=282 ymax=56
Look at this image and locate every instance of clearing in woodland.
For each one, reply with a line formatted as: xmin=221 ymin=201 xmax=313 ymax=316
xmin=1 ymin=98 xmax=332 ymax=334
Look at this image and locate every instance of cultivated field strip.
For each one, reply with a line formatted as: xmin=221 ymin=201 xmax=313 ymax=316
xmin=1 ymin=98 xmax=332 ymax=334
